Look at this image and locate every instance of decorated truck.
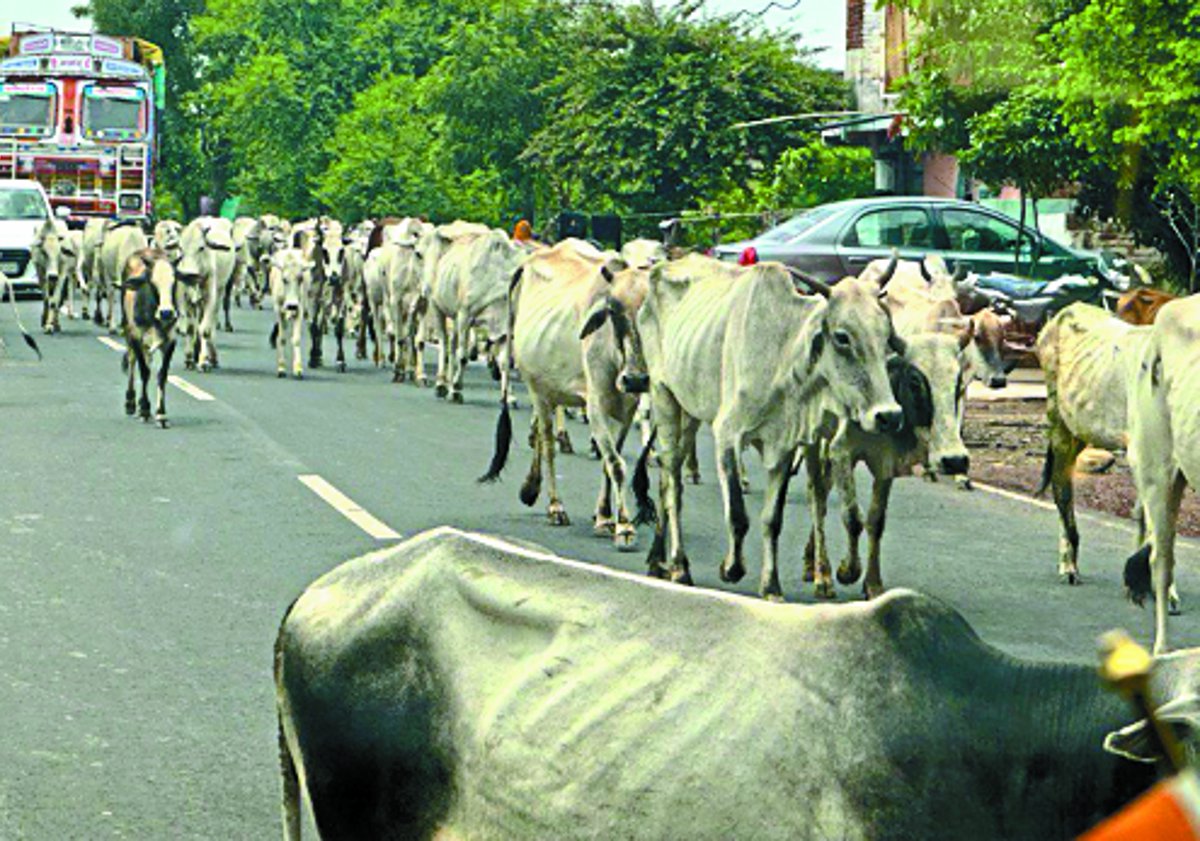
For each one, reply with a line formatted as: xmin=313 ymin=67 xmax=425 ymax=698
xmin=0 ymin=27 xmax=164 ymax=222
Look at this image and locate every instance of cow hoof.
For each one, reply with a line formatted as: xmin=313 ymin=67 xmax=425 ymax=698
xmin=646 ymin=564 xmax=669 ymax=580
xmin=294 ymin=371 xmax=304 ymax=380
xmin=956 ymin=476 xmax=974 ymax=492
xmin=548 ymin=506 xmax=570 ymax=526
xmin=836 ymin=562 xmax=862 ymax=586
xmin=556 ymin=432 xmax=574 ymax=455
xmin=309 ymin=359 xmax=322 ymax=369
xmin=862 ymin=582 xmax=885 ymax=600
xmin=450 ymin=392 xmax=464 ymax=404
xmin=158 ymin=417 xmax=170 ymax=429
xmin=814 ymin=580 xmax=837 ymax=600
xmin=669 ymin=567 xmax=693 ymax=586
xmin=125 ymin=402 xmax=136 ymax=416
xmin=392 ymin=371 xmax=405 ymax=383
xmin=277 ymin=369 xmax=286 ymax=378
xmin=593 ymin=516 xmax=615 ymax=536
xmin=686 ymin=471 xmax=702 ymax=485
xmin=719 ymin=557 xmax=746 ymax=583
xmin=337 ymin=362 xmax=347 ymax=373
xmin=613 ymin=525 xmax=637 ymax=552
xmin=763 ymin=593 xmax=785 ymax=604
xmin=1171 ymin=598 xmax=1183 ymax=617
xmin=435 ymin=384 xmax=448 ymax=399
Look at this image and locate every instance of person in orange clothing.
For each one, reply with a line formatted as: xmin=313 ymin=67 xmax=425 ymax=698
xmin=512 ymin=219 xmax=533 ymax=243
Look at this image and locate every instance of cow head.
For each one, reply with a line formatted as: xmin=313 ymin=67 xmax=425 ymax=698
xmin=893 ymin=330 xmax=972 ymax=476
xmin=964 ymin=308 xmax=1012 ymax=389
xmin=807 ymin=273 xmax=905 ymax=435
xmin=123 ymin=248 xmax=179 ymax=328
xmin=33 ymin=220 xmax=68 ymax=288
xmin=177 ymin=218 xmax=233 ymax=281
xmin=580 ymin=271 xmax=651 ymax=394
xmin=154 ymin=220 xmax=183 ymax=265
xmin=320 ymin=230 xmax=344 ymax=287
xmin=271 ymin=249 xmax=310 ymax=315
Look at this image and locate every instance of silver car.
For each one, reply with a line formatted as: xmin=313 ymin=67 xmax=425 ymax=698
xmin=0 ymin=179 xmax=55 ymax=296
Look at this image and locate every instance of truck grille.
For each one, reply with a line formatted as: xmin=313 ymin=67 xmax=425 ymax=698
xmin=0 ymin=248 xmax=32 ymax=279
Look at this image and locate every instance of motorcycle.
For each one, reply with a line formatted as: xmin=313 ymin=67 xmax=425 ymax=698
xmin=954 ymin=250 xmax=1137 ymax=360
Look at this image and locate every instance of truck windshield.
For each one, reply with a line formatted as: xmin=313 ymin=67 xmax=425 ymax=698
xmin=82 ymin=89 xmax=144 ymax=138
xmin=0 ymin=92 xmax=55 ymax=136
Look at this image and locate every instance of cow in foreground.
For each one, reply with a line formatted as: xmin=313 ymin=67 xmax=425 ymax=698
xmin=481 ymin=240 xmax=648 ymax=547
xmin=638 ymin=254 xmax=903 ymax=598
xmin=31 ymin=219 xmax=74 ymax=333
xmin=269 ymin=248 xmax=311 ymax=379
xmin=1125 ymin=294 xmax=1200 ymax=654
xmin=120 ymin=248 xmax=179 ymax=428
xmin=276 ymin=526 xmax=1200 ymax=840
xmin=1035 ymin=303 xmax=1165 ymax=596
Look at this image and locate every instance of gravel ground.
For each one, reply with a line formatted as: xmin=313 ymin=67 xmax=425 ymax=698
xmin=963 ymin=398 xmax=1200 ymax=537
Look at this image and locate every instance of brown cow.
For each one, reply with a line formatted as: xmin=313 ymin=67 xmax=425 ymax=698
xmin=1116 ymin=287 xmax=1175 ymax=326
xmin=121 ymin=248 xmax=179 ymax=428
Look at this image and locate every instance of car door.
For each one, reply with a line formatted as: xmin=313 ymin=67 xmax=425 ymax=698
xmin=834 ymin=204 xmax=940 ymax=276
xmin=935 ymin=206 xmax=1086 ymax=279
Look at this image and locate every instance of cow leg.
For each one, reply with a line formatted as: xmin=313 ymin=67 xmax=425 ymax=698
xmin=805 ymin=442 xmax=836 ymax=599
xmin=221 ymin=274 xmax=235 ymax=332
xmin=450 ymin=312 xmax=468 ymax=403
xmin=758 ymin=445 xmax=797 ymax=601
xmin=713 ymin=420 xmax=749 ymax=585
xmin=334 ymin=315 xmax=347 ymax=373
xmin=862 ymin=475 xmax=894 ymax=599
xmin=591 ymin=401 xmax=637 ymax=550
xmin=134 ymin=343 xmax=152 ymax=421
xmin=155 ymin=339 xmax=175 ymax=427
xmin=198 ymin=278 xmax=220 ymax=371
xmin=125 ymin=348 xmax=138 ymax=416
xmin=275 ymin=316 xmax=287 ymax=377
xmin=291 ymin=311 xmax=305 ymax=379
xmin=684 ymin=432 xmax=701 ymax=484
xmin=536 ymin=399 xmax=568 ymax=525
xmin=107 ymin=278 xmax=120 ymax=334
xmin=834 ymin=453 xmax=864 ymax=587
xmin=1048 ymin=423 xmax=1086 ymax=584
xmin=309 ymin=317 xmax=323 ymax=368
xmin=555 ymin=405 xmax=574 ymax=453
xmin=650 ymin=385 xmax=692 ymax=584
xmin=433 ymin=314 xmax=451 ymax=398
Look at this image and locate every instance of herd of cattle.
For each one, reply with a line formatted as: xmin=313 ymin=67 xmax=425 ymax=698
xmin=16 ymin=211 xmax=1200 ymax=837
xmin=22 ymin=211 xmax=1197 ymax=657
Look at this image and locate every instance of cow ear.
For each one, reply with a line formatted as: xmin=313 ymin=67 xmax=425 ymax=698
xmin=1104 ymin=694 xmax=1200 ymax=763
xmin=580 ymin=303 xmax=609 ymax=340
xmin=809 ymin=327 xmax=826 ymax=365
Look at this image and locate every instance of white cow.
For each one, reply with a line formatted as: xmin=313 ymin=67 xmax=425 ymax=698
xmin=80 ymin=217 xmax=107 ymax=324
xmin=268 ymin=248 xmax=312 ymax=379
xmin=176 ymin=216 xmax=236 ymax=371
xmin=97 ymin=222 xmax=149 ymax=335
xmin=1125 ymin=293 xmax=1200 ymax=653
xmin=639 ymin=254 xmax=904 ymax=599
xmin=31 ymin=219 xmax=73 ymax=333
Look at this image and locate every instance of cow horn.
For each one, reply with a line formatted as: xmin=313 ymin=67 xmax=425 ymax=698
xmin=786 ymin=267 xmax=832 ymax=298
xmin=889 ymin=329 xmax=907 ymax=356
xmin=919 ymin=257 xmax=932 ymax=283
xmin=878 ymin=250 xmax=899 ymax=285
xmin=958 ymin=318 xmax=975 ymax=351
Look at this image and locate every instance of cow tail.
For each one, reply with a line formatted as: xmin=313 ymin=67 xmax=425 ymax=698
xmin=478 ymin=267 xmax=524 ymax=483
xmin=1124 ymin=544 xmax=1153 ymax=607
xmin=2 ymin=277 xmax=42 ymax=360
xmin=269 ymin=322 xmax=279 ymax=349
xmin=632 ymin=428 xmax=658 ymax=525
xmin=1035 ymin=443 xmax=1053 ymax=497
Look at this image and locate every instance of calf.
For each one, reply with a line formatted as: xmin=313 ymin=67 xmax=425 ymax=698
xmin=120 ymin=248 xmax=179 ymax=428
xmin=277 ymin=527 xmax=1200 ymax=840
xmin=269 ymin=249 xmax=312 ymax=379
xmin=1125 ymin=293 xmax=1200 ymax=653
xmin=31 ymin=219 xmax=72 ymax=333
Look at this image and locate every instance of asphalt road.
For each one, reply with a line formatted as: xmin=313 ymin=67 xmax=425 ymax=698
xmin=1 ymin=300 xmax=1198 ymax=838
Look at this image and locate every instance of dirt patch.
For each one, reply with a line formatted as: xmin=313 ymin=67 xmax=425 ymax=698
xmin=963 ymin=398 xmax=1200 ymax=537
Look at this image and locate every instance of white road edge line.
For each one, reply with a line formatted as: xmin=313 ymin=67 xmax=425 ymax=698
xmin=167 ymin=375 xmax=215 ymax=402
xmin=96 ymin=336 xmax=125 ymax=352
xmin=298 ymin=475 xmax=401 ymax=541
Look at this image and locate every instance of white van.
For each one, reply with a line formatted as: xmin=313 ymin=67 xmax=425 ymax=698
xmin=0 ymin=180 xmax=57 ymax=296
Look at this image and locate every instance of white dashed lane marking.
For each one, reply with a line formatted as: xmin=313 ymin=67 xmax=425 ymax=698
xmin=297 ymin=475 xmax=402 ymax=540
xmin=167 ymin=376 xmax=215 ymax=402
xmin=96 ymin=336 xmax=126 ymax=352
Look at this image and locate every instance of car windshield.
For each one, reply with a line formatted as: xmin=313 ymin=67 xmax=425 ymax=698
xmin=0 ymin=190 xmax=48 ymax=220
xmin=756 ymin=205 xmax=841 ymax=243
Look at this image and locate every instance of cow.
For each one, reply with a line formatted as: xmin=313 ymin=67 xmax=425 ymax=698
xmin=360 ymin=242 xmax=398 ymax=369
xmin=276 ymin=526 xmax=1200 ymax=841
xmin=31 ymin=219 xmax=73 ymax=334
xmin=802 ymin=326 xmax=974 ymax=599
xmin=80 ymin=217 xmax=107 ymax=324
xmin=422 ymin=223 xmax=520 ymax=403
xmin=384 ymin=219 xmax=431 ymax=384
xmin=175 ymin=216 xmax=236 ymax=372
xmin=1117 ymin=287 xmax=1176 ymax=326
xmin=326 ymin=229 xmax=366 ymax=373
xmin=229 ymin=215 xmax=260 ymax=322
xmin=152 ymin=219 xmax=183 ymax=265
xmin=638 ymin=254 xmax=904 ymax=599
xmin=1124 ymin=293 xmax=1200 ymax=654
xmin=302 ymin=219 xmax=346 ymax=369
xmin=480 ymin=241 xmax=649 ymax=547
xmin=120 ymin=248 xmax=179 ymax=428
xmin=97 ymin=221 xmax=149 ymax=336
xmin=268 ymin=248 xmax=312 ymax=379
xmin=1034 ymin=302 xmax=1169 ymax=600
xmin=619 ymin=237 xmax=667 ymax=269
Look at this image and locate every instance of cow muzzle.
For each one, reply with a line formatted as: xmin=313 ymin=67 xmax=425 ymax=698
xmin=618 ymin=371 xmax=650 ymax=394
xmin=987 ymin=374 xmax=1007 ymax=389
xmin=283 ymin=301 xmax=300 ymax=314
xmin=158 ymin=307 xmax=177 ymax=324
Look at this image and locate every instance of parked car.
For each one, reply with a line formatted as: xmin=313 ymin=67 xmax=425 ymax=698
xmin=0 ymin=179 xmax=56 ymax=297
xmin=713 ymin=196 xmax=1132 ymax=288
